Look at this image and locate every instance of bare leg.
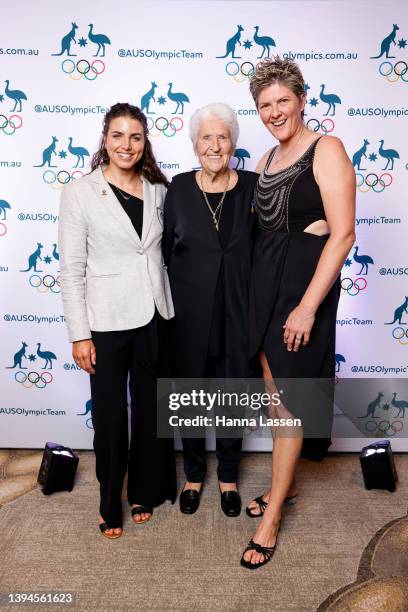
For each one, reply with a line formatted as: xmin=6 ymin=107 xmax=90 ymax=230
xmin=243 ymin=352 xmax=302 ymax=565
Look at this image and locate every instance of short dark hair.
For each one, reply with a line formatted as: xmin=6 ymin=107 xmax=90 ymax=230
xmin=250 ymin=56 xmax=305 ymax=107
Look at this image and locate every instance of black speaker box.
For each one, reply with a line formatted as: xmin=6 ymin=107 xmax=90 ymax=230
xmin=37 ymin=442 xmax=79 ymax=495
xmin=360 ymin=440 xmax=398 ymax=492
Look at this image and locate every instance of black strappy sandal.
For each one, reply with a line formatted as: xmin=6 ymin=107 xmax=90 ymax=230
xmin=240 ymin=538 xmax=276 ymax=569
xmin=245 ymin=493 xmax=297 ymax=518
xmin=131 ymin=505 xmax=153 ymax=524
xmin=99 ymin=522 xmax=123 ymax=539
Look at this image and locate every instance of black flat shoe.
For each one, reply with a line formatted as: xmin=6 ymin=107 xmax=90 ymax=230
xmin=240 ymin=538 xmax=276 ymax=570
xmin=245 ymin=493 xmax=298 ymax=518
xmin=220 ymin=490 xmax=241 ymax=517
xmin=179 ymin=486 xmax=202 ymax=514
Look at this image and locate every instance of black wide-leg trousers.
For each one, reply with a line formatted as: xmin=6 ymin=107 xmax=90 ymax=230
xmin=182 ymin=354 xmax=243 ymax=484
xmin=90 ymin=313 xmax=176 ymax=527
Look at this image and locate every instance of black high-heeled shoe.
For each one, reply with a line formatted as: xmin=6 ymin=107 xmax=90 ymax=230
xmin=240 ymin=538 xmax=276 ymax=570
xmin=245 ymin=493 xmax=297 ymax=518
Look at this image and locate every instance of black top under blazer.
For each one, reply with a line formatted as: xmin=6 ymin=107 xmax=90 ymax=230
xmin=162 ymin=170 xmax=258 ymax=377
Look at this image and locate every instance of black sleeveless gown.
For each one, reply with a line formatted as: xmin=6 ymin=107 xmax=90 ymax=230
xmin=250 ymin=137 xmax=341 ymax=460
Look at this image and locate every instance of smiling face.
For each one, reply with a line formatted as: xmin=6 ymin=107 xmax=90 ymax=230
xmin=257 ymin=82 xmax=305 ymax=143
xmin=195 ymin=117 xmax=234 ymax=175
xmin=104 ymin=115 xmax=145 ymax=171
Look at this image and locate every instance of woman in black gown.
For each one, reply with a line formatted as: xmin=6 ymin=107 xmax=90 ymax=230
xmin=241 ymin=58 xmax=356 ymax=569
xmin=163 ymin=103 xmax=258 ymax=517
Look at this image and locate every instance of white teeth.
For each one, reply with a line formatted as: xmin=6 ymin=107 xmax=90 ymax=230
xmin=272 ymin=119 xmax=286 ymax=126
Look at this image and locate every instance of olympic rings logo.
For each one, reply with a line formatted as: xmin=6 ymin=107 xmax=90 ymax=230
xmin=146 ymin=116 xmax=184 ymax=138
xmin=306 ymin=118 xmax=335 ymax=134
xmin=391 ymin=327 xmax=408 ymax=346
xmin=61 ymin=59 xmax=106 ymax=80
xmin=355 ymin=172 xmax=392 ymax=193
xmin=41 ymin=169 xmax=84 ymax=189
xmin=14 ymin=370 xmax=53 ymax=389
xmin=0 ymin=114 xmax=23 ymax=136
xmin=225 ymin=61 xmax=258 ymax=82
xmin=341 ymin=277 xmax=367 ymax=296
xmin=29 ymin=274 xmax=61 ymax=294
xmin=378 ymin=61 xmax=408 ymax=83
xmin=365 ymin=419 xmax=403 ymax=437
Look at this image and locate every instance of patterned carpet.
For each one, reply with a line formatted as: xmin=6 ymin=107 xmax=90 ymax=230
xmin=0 ymin=450 xmax=407 ymax=611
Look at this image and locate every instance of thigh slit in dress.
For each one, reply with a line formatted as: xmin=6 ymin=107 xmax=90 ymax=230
xmin=250 ymin=137 xmax=341 ymax=459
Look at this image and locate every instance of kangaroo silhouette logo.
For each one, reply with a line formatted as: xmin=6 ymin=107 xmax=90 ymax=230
xmin=78 ymin=399 xmax=94 ymax=429
xmin=6 ymin=342 xmax=28 ymax=369
xmin=358 ymin=392 xmax=384 ymax=418
xmin=371 ymin=24 xmax=399 ymax=58
xmin=217 ymin=25 xmax=244 ymax=58
xmin=4 ymin=80 xmax=28 ymax=113
xmin=385 ymin=297 xmax=408 ymax=325
xmin=335 ymin=353 xmax=346 ymax=373
xmin=378 ymin=140 xmax=399 ymax=171
xmin=34 ymin=137 xmax=58 ymax=168
xmin=52 ymin=22 xmax=79 ymax=56
xmin=352 ymin=246 xmax=374 ymax=275
xmin=140 ymin=82 xmax=190 ymax=118
xmin=20 ymin=243 xmax=43 ymax=272
xmin=141 ymin=82 xmax=157 ymax=114
xmin=0 ymin=199 xmax=11 ymax=221
xmin=352 ymin=140 xmax=370 ymax=171
xmin=391 ymin=392 xmax=408 ymax=418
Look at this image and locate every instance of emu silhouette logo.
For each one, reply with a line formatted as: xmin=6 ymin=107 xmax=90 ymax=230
xmin=233 ymin=148 xmax=251 ymax=170
xmin=335 ymin=353 xmax=346 ymax=373
xmin=6 ymin=342 xmax=57 ymax=370
xmin=140 ymin=82 xmax=190 ymax=115
xmin=216 ymin=24 xmax=276 ymax=59
xmin=351 ymin=246 xmax=374 ymax=275
xmin=4 ymin=80 xmax=28 ymax=113
xmin=34 ymin=137 xmax=90 ymax=170
xmin=52 ymin=22 xmax=111 ymax=57
xmin=0 ymin=199 xmax=11 ymax=221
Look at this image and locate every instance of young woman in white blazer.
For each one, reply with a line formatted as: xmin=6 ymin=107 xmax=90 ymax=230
xmin=59 ymin=103 xmax=176 ymax=538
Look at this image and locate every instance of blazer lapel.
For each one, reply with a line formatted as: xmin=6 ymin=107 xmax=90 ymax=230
xmin=141 ymin=178 xmax=156 ymax=245
xmin=91 ymin=166 xmax=142 ymax=247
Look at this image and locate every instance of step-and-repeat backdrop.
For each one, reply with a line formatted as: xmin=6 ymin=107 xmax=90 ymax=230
xmin=1 ymin=0 xmax=407 ymax=450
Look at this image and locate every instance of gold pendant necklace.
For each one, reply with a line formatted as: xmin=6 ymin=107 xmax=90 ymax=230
xmin=199 ymin=171 xmax=230 ymax=231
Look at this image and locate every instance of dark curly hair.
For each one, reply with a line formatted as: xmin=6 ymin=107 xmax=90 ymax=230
xmin=90 ymin=103 xmax=169 ymax=186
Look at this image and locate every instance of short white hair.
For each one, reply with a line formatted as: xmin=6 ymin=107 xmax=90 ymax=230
xmin=189 ymin=103 xmax=239 ymax=150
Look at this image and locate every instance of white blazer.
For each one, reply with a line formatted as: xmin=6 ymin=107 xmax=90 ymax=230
xmin=58 ymin=166 xmax=174 ymax=342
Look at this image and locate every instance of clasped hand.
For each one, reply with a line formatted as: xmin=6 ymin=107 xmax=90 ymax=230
xmin=72 ymin=339 xmax=96 ymax=374
xmin=283 ymin=305 xmax=315 ymax=352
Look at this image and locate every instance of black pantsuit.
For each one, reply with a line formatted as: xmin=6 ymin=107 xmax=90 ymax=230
xmin=163 ymin=171 xmax=258 ymax=484
xmin=90 ymin=313 xmax=176 ymax=527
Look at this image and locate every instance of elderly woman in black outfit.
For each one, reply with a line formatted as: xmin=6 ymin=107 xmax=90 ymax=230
xmin=163 ymin=103 xmax=258 ymax=517
xmin=240 ymin=58 xmax=356 ymax=569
